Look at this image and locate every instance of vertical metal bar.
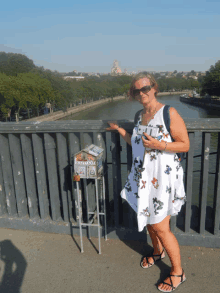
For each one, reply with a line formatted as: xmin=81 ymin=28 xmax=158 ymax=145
xmin=76 ymin=181 xmax=83 ymax=253
xmin=95 ymin=179 xmax=101 ymax=254
xmin=199 ymin=132 xmax=211 ymax=234
xmin=32 ymin=133 xmax=50 ymax=219
xmin=93 ymin=131 xmax=110 ymax=228
xmin=111 ymin=132 xmax=122 ymax=228
xmin=126 ymin=143 xmax=132 ymax=176
xmin=102 ymin=175 xmax=107 ymax=240
xmin=44 ymin=133 xmax=62 ymax=221
xmin=213 ymin=132 xmax=220 ymax=235
xmin=80 ymin=132 xmax=95 ymax=217
xmin=185 ymin=132 xmax=195 ymax=233
xmin=8 ymin=134 xmax=28 ymax=217
xmin=68 ymin=132 xmax=81 ymax=224
xmin=0 ymin=156 xmax=7 ymax=216
xmin=170 ymin=216 xmax=176 ymax=232
xmin=85 ymin=180 xmax=91 ymax=239
xmin=126 ymin=142 xmax=135 ymax=229
xmin=56 ymin=133 xmax=72 ymax=222
xmin=0 ymin=134 xmax=17 ymax=217
xmin=20 ymin=134 xmax=39 ymax=219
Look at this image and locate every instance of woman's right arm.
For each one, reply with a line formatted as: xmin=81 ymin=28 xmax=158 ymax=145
xmin=117 ymin=127 xmax=132 ymax=146
xmin=106 ymin=122 xmax=132 ymax=146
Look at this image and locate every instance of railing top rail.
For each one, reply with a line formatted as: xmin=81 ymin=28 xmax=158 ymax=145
xmin=0 ymin=118 xmax=220 ymax=133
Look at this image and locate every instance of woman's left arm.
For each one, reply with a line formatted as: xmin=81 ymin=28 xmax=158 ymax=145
xmin=142 ymin=107 xmax=190 ymax=153
xmin=163 ymin=107 xmax=190 ymax=153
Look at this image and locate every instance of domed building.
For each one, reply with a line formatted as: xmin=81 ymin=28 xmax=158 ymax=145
xmin=111 ymin=60 xmax=122 ymax=75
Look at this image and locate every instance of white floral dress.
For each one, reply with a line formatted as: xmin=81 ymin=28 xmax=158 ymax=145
xmin=120 ymin=105 xmax=186 ymax=232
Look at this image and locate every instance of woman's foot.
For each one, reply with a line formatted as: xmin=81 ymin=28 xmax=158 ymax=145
xmin=141 ymin=249 xmax=165 ymax=268
xmin=157 ymin=269 xmax=186 ymax=292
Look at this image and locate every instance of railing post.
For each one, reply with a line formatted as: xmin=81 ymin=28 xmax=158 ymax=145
xmin=185 ymin=132 xmax=195 ymax=233
xmin=56 ymin=132 xmax=73 ymax=222
xmin=111 ymin=132 xmax=122 ymax=228
xmin=68 ymin=132 xmax=81 ymax=225
xmin=0 ymin=134 xmax=17 ymax=217
xmin=0 ymin=156 xmax=7 ymax=216
xmin=32 ymin=133 xmax=50 ymax=220
xmin=213 ymin=132 xmax=220 ymax=235
xmin=126 ymin=140 xmax=137 ymax=229
xmin=44 ymin=133 xmax=62 ymax=221
xmin=20 ymin=134 xmax=39 ymax=219
xmin=8 ymin=134 xmax=28 ymax=218
xmin=199 ymin=132 xmax=211 ymax=234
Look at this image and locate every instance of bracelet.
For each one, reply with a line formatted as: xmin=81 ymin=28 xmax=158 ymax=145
xmin=164 ymin=141 xmax=168 ymax=151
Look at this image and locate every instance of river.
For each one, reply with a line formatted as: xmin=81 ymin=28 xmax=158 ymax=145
xmin=61 ymin=95 xmax=220 ymax=208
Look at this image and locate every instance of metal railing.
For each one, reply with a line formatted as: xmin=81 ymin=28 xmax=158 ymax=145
xmin=0 ymin=118 xmax=220 ymax=247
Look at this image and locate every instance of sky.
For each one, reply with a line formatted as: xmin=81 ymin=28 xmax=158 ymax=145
xmin=1 ymin=0 xmax=220 ymax=73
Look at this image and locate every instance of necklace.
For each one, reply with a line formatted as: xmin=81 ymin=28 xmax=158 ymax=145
xmin=142 ymin=105 xmax=158 ymax=125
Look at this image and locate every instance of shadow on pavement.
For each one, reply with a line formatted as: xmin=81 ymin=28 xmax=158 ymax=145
xmin=115 ymin=202 xmax=172 ymax=287
xmin=0 ymin=239 xmax=27 ymax=293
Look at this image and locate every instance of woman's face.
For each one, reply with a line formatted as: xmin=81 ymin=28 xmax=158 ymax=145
xmin=133 ymin=78 xmax=156 ymax=106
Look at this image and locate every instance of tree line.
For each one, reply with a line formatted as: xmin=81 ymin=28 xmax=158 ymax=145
xmin=0 ymin=52 xmax=131 ymax=120
xmin=0 ymin=51 xmax=219 ymax=121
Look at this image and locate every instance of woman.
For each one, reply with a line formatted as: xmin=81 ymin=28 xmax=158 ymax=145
xmin=106 ymin=72 xmax=189 ymax=292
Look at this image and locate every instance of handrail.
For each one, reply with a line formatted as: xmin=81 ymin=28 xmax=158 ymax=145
xmin=1 ymin=118 xmax=220 ymax=133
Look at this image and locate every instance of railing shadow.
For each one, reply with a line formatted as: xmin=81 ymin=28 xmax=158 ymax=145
xmin=114 ymin=202 xmax=171 ymax=279
xmin=0 ymin=240 xmax=27 ymax=293
xmin=170 ymin=204 xmax=215 ymax=234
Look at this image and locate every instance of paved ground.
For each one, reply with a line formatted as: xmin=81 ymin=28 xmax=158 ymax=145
xmin=0 ymin=227 xmax=219 ymax=293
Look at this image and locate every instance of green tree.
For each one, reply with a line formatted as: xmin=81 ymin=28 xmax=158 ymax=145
xmin=0 ymin=72 xmax=55 ymax=118
xmin=0 ymin=52 xmax=36 ymax=76
xmin=201 ymin=61 xmax=220 ymax=97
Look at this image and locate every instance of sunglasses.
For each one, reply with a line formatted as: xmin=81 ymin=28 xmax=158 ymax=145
xmin=133 ymin=85 xmax=154 ymax=97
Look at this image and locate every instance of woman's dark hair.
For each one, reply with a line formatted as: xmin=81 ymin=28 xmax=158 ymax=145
xmin=129 ymin=72 xmax=159 ymax=99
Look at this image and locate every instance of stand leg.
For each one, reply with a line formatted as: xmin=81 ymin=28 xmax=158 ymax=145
xmin=77 ymin=181 xmax=84 ymax=253
xmin=85 ymin=180 xmax=91 ymax=239
xmin=103 ymin=176 xmax=107 ymax=240
xmin=95 ymin=179 xmax=101 ymax=254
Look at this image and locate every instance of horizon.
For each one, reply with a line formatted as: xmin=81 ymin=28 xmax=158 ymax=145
xmin=1 ymin=0 xmax=219 ymax=73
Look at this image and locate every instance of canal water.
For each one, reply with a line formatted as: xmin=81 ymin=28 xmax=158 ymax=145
xmin=61 ymin=95 xmax=220 ymax=209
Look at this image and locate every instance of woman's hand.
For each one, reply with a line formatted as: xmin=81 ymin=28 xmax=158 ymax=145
xmin=106 ymin=122 xmax=119 ymax=131
xmin=142 ymin=132 xmax=164 ymax=150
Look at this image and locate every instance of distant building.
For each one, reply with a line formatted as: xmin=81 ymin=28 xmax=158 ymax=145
xmin=189 ymin=76 xmax=198 ymax=80
xmin=111 ymin=60 xmax=122 ymax=75
xmin=63 ymin=76 xmax=85 ymax=81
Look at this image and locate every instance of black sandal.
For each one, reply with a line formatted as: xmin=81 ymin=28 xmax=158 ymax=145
xmin=140 ymin=249 xmax=165 ymax=269
xmin=157 ymin=269 xmax=186 ymax=292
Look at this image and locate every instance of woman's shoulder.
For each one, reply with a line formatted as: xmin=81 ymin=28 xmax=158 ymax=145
xmin=169 ymin=107 xmax=185 ymax=127
xmin=169 ymin=106 xmax=180 ymax=117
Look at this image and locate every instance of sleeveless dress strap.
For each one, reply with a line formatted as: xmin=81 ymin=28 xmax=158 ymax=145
xmin=134 ymin=109 xmax=143 ymax=126
xmin=163 ymin=105 xmax=170 ymax=132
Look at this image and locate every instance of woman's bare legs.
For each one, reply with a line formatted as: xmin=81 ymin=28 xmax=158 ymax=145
xmin=141 ymin=224 xmax=165 ymax=268
xmin=142 ymin=216 xmax=185 ymax=291
xmin=150 ymin=215 xmax=185 ymax=291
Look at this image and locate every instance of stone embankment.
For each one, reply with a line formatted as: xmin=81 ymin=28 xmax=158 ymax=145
xmin=158 ymin=90 xmax=190 ymax=96
xmin=25 ymin=96 xmax=126 ymax=122
xmin=25 ymin=91 xmax=190 ymax=122
xmin=180 ymin=96 xmax=220 ymax=111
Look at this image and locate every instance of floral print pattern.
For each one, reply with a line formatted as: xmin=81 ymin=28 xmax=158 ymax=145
xmin=153 ymin=197 xmax=164 ymax=215
xmin=120 ymin=105 xmax=186 ymax=232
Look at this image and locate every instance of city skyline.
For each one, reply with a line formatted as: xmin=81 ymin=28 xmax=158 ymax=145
xmin=1 ymin=0 xmax=220 ymax=73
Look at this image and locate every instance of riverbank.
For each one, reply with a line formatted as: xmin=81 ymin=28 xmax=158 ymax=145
xmin=25 ymin=96 xmax=126 ymax=122
xmin=25 ymin=91 xmax=190 ymax=122
xmin=158 ymin=90 xmax=190 ymax=96
xmin=180 ymin=96 xmax=220 ymax=111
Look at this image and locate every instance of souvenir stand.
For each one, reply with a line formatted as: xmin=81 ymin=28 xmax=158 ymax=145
xmin=73 ymin=144 xmax=107 ymax=254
